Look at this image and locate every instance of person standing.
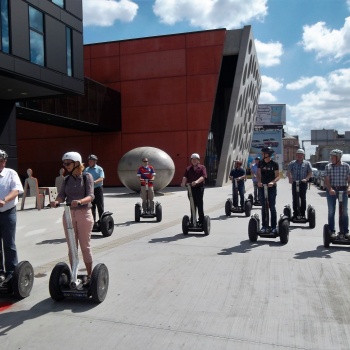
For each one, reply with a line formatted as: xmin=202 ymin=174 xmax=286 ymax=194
xmin=85 ymin=154 xmax=105 ymax=229
xmin=257 ymin=147 xmax=280 ymax=234
xmin=137 ymin=157 xmax=156 ymax=213
xmin=250 ymin=157 xmax=260 ymax=204
xmin=51 ymin=152 xmax=94 ymax=284
xmin=287 ymin=149 xmax=312 ymax=219
xmin=229 ymin=160 xmax=246 ymax=208
xmin=180 ymin=153 xmax=207 ymax=226
xmin=0 ymin=150 xmax=24 ymax=282
xmin=324 ymin=149 xmax=350 ymax=239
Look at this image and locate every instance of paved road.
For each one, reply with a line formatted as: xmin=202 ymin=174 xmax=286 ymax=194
xmin=1 ymin=178 xmax=350 ymax=350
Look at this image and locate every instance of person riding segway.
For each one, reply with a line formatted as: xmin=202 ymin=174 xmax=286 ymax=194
xmin=85 ymin=154 xmax=114 ymax=237
xmin=284 ymin=149 xmax=315 ymax=228
xmin=181 ymin=153 xmax=210 ymax=235
xmin=323 ymin=149 xmax=350 ymax=247
xmin=0 ymin=150 xmax=34 ymax=299
xmin=225 ymin=160 xmax=252 ymax=217
xmin=248 ymin=147 xmax=289 ymax=244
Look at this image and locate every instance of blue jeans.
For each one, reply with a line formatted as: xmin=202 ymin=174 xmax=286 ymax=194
xmin=327 ymin=191 xmax=349 ymax=233
xmin=258 ymin=186 xmax=277 ymax=228
xmin=0 ymin=206 xmax=18 ymax=274
xmin=252 ymin=181 xmax=258 ymax=201
xmin=232 ymin=181 xmax=245 ymax=207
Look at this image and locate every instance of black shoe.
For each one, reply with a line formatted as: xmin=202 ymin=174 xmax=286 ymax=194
xmin=330 ymin=230 xmax=337 ymax=239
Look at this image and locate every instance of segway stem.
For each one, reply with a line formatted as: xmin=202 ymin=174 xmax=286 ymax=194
xmin=186 ymin=184 xmax=197 ymax=227
xmin=295 ymin=180 xmax=301 ymax=216
xmin=145 ymin=178 xmax=149 ymax=212
xmin=339 ymin=191 xmax=344 ymax=234
xmin=263 ymin=184 xmax=270 ymax=227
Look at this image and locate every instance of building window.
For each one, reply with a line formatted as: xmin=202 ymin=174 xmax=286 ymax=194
xmin=0 ymin=0 xmax=9 ymax=53
xmin=66 ymin=27 xmax=73 ymax=76
xmin=52 ymin=0 xmax=64 ymax=8
xmin=29 ymin=6 xmax=44 ymax=66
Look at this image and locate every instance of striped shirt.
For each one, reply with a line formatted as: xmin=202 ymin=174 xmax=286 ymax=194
xmin=288 ymin=160 xmax=312 ymax=181
xmin=325 ymin=162 xmax=350 ymax=187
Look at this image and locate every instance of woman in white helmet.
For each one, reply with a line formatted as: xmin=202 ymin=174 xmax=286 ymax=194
xmin=324 ymin=149 xmax=350 ymax=239
xmin=51 ymin=152 xmax=95 ymax=284
xmin=180 ymin=153 xmax=207 ymax=226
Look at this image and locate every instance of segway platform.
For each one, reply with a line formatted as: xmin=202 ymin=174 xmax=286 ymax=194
xmin=225 ymin=179 xmax=252 ymax=217
xmin=248 ymin=193 xmax=261 ymax=206
xmin=92 ymin=211 xmax=114 ymax=237
xmin=135 ymin=202 xmax=162 ymax=222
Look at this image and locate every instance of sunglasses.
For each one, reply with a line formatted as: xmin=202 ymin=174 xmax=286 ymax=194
xmin=143 ymin=160 xmax=148 ymax=162
xmin=63 ymin=161 xmax=74 ymax=166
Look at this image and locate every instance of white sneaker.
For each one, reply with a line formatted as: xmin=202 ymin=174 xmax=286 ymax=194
xmin=260 ymin=227 xmax=267 ymax=233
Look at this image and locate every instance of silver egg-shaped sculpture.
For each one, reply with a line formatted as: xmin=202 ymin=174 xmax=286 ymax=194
xmin=118 ymin=146 xmax=175 ymax=192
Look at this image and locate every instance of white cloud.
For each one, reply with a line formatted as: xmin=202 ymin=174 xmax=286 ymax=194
xmin=286 ymin=76 xmax=327 ymax=91
xmin=255 ymin=39 xmax=283 ymax=67
xmin=258 ymin=91 xmax=277 ymax=103
xmin=287 ymin=68 xmax=350 ymax=155
xmin=153 ymin=0 xmax=268 ymax=29
xmin=257 ymin=76 xmax=282 ymax=103
xmin=83 ymin=0 xmax=138 ymax=27
xmin=301 ymin=17 xmax=350 ymax=60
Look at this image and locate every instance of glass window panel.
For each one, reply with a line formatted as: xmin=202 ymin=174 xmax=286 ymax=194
xmin=30 ymin=30 xmax=44 ymax=66
xmin=52 ymin=0 xmax=64 ymax=8
xmin=29 ymin=6 xmax=43 ymax=33
xmin=66 ymin=27 xmax=72 ymax=76
xmin=0 ymin=0 xmax=9 ymax=53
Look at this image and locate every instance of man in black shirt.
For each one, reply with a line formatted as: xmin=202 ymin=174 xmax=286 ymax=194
xmin=257 ymin=147 xmax=280 ymax=234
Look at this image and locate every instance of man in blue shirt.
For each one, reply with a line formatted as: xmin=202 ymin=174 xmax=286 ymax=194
xmin=229 ymin=160 xmax=246 ymax=209
xmin=85 ymin=154 xmax=105 ymax=229
xmin=287 ymin=149 xmax=312 ymax=219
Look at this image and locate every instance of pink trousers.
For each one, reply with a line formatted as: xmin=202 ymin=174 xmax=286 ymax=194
xmin=62 ymin=207 xmax=94 ymax=264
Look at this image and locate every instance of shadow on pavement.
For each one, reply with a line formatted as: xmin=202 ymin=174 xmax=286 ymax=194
xmin=218 ymin=239 xmax=281 ymax=255
xmin=294 ymin=245 xmax=350 ymax=259
xmin=36 ymin=238 xmax=66 ymax=245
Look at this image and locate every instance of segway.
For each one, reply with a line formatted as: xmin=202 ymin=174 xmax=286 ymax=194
xmin=0 ymin=244 xmax=34 ymax=299
xmin=92 ymin=210 xmax=114 ymax=237
xmin=323 ymin=191 xmax=350 ymax=247
xmin=283 ymin=180 xmax=315 ymax=228
xmin=225 ymin=179 xmax=252 ymax=217
xmin=135 ymin=179 xmax=162 ymax=222
xmin=248 ymin=184 xmax=289 ymax=244
xmin=49 ymin=204 xmax=109 ymax=303
xmin=182 ymin=184 xmax=210 ymax=235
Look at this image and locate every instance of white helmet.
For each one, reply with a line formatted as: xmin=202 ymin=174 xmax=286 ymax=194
xmin=0 ymin=150 xmax=8 ymax=159
xmin=190 ymin=153 xmax=200 ymax=160
xmin=330 ymin=149 xmax=343 ymax=158
xmin=62 ymin=152 xmax=82 ymax=163
xmin=296 ymin=149 xmax=305 ymax=155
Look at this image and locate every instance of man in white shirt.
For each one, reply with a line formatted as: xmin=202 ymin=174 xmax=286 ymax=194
xmin=0 ymin=150 xmax=24 ymax=281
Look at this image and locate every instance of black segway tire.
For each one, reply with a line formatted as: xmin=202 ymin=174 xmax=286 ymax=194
xmin=135 ymin=203 xmax=141 ymax=222
xmin=182 ymin=215 xmax=190 ymax=235
xmin=245 ymin=200 xmax=252 ymax=217
xmin=156 ymin=204 xmax=162 ymax=222
xmin=49 ymin=262 xmax=71 ymax=301
xmin=283 ymin=206 xmax=291 ymax=220
xmin=203 ymin=216 xmax=211 ymax=235
xmin=279 ymin=219 xmax=289 ymax=244
xmin=308 ymin=208 xmax=316 ymax=229
xmin=225 ymin=200 xmax=232 ymax=216
xmin=248 ymin=218 xmax=258 ymax=242
xmin=323 ymin=224 xmax=331 ymax=248
xmin=248 ymin=194 xmax=254 ymax=205
xmin=90 ymin=263 xmax=109 ymax=303
xmin=100 ymin=215 xmax=114 ymax=237
xmin=12 ymin=261 xmax=34 ymax=299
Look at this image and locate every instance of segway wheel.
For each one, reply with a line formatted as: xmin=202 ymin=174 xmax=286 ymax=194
xmin=156 ymin=204 xmax=162 ymax=222
xmin=248 ymin=218 xmax=258 ymax=242
xmin=12 ymin=261 xmax=34 ymax=299
xmin=279 ymin=219 xmax=289 ymax=244
xmin=203 ymin=216 xmax=211 ymax=235
xmin=244 ymin=200 xmax=252 ymax=217
xmin=49 ymin=262 xmax=71 ymax=301
xmin=323 ymin=224 xmax=331 ymax=248
xmin=90 ymin=263 xmax=109 ymax=303
xmin=100 ymin=215 xmax=114 ymax=237
xmin=135 ymin=203 xmax=141 ymax=222
xmin=182 ymin=215 xmax=190 ymax=235
xmin=308 ymin=208 xmax=316 ymax=229
xmin=283 ymin=206 xmax=291 ymax=220
xmin=225 ymin=199 xmax=232 ymax=217
xmin=248 ymin=194 xmax=253 ymax=204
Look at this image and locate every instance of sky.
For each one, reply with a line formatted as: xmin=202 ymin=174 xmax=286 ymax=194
xmin=82 ymin=0 xmax=350 ymax=158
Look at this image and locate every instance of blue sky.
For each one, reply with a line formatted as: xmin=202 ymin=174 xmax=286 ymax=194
xmin=82 ymin=0 xmax=350 ymax=158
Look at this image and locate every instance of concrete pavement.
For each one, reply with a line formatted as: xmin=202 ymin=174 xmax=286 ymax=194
xmin=1 ymin=178 xmax=350 ymax=349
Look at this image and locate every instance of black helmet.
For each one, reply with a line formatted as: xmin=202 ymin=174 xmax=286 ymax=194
xmin=261 ymin=147 xmax=274 ymax=156
xmin=88 ymin=154 xmax=98 ymax=161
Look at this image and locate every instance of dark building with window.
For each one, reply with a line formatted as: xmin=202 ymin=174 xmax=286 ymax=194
xmin=0 ymin=0 xmax=84 ymax=169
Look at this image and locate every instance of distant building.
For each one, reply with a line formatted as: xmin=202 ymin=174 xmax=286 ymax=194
xmin=283 ymin=133 xmax=299 ymax=168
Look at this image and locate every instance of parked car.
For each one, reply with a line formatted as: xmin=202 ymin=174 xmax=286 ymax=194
xmin=263 ymin=138 xmax=279 ymax=147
